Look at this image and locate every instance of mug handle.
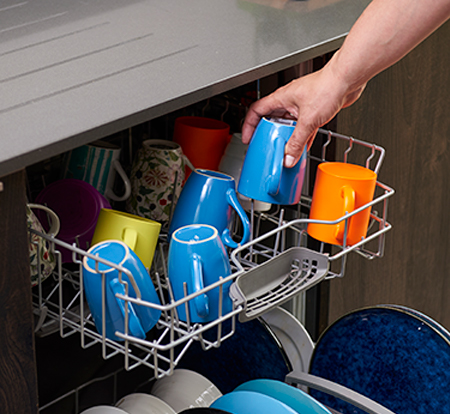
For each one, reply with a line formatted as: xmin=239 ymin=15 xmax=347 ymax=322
xmin=27 ymin=203 xmax=60 ymax=236
xmin=191 ymin=253 xmax=209 ymax=318
xmin=222 ymin=188 xmax=251 ymax=249
xmin=105 ymin=159 xmax=132 ymax=202
xmin=335 ymin=185 xmax=356 ymax=243
xmin=122 ymin=227 xmax=138 ymax=251
xmin=108 ymin=278 xmax=146 ymax=339
xmin=183 ymin=154 xmax=196 ymax=172
xmin=265 ymin=137 xmax=285 ymax=196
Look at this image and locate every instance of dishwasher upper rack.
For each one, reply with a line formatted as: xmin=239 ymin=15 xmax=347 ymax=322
xmin=227 ymin=127 xmax=394 ymax=322
xmin=229 ymin=178 xmax=393 ymax=323
xmin=30 ymin=128 xmax=394 ymax=380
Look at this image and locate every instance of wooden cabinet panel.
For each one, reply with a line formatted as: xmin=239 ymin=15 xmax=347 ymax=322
xmin=329 ymin=22 xmax=450 ymax=328
xmin=0 ymin=171 xmax=39 ymax=413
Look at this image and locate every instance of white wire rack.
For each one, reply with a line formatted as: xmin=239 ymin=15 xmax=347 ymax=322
xmin=31 ymin=128 xmax=395 ymax=388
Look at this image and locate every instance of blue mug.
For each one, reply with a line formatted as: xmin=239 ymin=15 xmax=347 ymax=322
xmin=168 ymin=169 xmax=250 ymax=249
xmin=238 ymin=117 xmax=307 ymax=205
xmin=82 ymin=240 xmax=161 ymax=341
xmin=168 ymin=224 xmax=233 ymax=323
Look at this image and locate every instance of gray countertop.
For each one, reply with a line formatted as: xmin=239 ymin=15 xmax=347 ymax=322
xmin=0 ymin=0 xmax=369 ymax=177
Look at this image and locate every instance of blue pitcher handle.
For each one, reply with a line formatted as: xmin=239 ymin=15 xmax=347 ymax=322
xmin=222 ymin=188 xmax=251 ymax=249
xmin=191 ymin=253 xmax=209 ymax=318
xmin=108 ymin=278 xmax=146 ymax=339
xmin=265 ymin=137 xmax=285 ymax=196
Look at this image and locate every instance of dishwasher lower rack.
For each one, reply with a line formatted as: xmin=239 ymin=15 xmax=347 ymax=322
xmin=30 ymin=128 xmax=394 ymax=381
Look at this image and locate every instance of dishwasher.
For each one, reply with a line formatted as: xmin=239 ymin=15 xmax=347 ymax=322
xmin=28 ymin=94 xmax=395 ymax=413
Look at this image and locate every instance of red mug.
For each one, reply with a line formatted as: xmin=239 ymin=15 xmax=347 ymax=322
xmin=173 ymin=116 xmax=230 ymax=179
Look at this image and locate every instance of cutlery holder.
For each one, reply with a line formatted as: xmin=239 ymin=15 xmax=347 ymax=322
xmin=230 ymin=247 xmax=329 ymax=322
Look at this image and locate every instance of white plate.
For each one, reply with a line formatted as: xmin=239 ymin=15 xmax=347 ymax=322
xmin=151 ymin=369 xmax=222 ymax=413
xmin=261 ymin=307 xmax=314 ymax=373
xmin=116 ymin=393 xmax=176 ymax=414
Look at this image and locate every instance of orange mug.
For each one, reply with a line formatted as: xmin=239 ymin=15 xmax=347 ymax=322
xmin=173 ymin=116 xmax=230 ymax=179
xmin=307 ymin=162 xmax=377 ymax=246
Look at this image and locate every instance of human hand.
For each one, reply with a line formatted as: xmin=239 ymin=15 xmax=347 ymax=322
xmin=241 ymin=63 xmax=365 ymax=167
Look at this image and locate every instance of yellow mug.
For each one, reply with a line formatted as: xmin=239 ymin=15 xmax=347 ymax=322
xmin=307 ymin=162 xmax=377 ymax=246
xmin=91 ymin=209 xmax=161 ymax=270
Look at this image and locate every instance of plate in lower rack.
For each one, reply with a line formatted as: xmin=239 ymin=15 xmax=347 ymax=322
xmin=176 ymin=317 xmax=292 ymax=394
xmin=309 ymin=306 xmax=450 ymax=414
xmin=261 ymin=306 xmax=314 ymax=374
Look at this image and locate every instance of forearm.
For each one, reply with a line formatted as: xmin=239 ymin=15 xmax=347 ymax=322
xmin=330 ymin=0 xmax=450 ymax=94
xmin=241 ymin=0 xmax=450 ymax=165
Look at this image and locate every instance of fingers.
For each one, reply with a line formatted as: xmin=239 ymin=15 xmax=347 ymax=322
xmin=283 ymin=124 xmax=318 ymax=167
xmin=241 ymin=107 xmax=262 ymax=144
xmin=241 ymin=91 xmax=290 ymax=144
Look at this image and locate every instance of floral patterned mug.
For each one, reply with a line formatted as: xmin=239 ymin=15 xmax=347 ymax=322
xmin=27 ymin=203 xmax=60 ymax=287
xmin=126 ymin=139 xmax=193 ymax=225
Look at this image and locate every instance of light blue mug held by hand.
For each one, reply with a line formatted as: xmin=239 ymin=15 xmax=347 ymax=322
xmin=238 ymin=117 xmax=307 ymax=205
xmin=82 ymin=240 xmax=161 ymax=341
xmin=168 ymin=169 xmax=250 ymax=249
xmin=168 ymin=224 xmax=233 ymax=324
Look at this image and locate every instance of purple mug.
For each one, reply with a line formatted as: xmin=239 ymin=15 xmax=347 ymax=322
xmin=35 ymin=179 xmax=111 ymax=262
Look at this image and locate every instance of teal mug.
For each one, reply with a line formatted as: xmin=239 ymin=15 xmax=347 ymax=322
xmin=61 ymin=140 xmax=131 ymax=202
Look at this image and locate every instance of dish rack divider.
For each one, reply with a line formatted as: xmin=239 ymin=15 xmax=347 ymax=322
xmin=31 ymin=128 xmax=395 ymax=384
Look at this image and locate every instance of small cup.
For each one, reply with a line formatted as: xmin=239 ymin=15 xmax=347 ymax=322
xmin=27 ymin=203 xmax=60 ymax=287
xmin=91 ymin=209 xmax=161 ymax=271
xmin=238 ymin=117 xmax=307 ymax=205
xmin=168 ymin=169 xmax=250 ymax=249
xmin=151 ymin=369 xmax=222 ymax=413
xmin=173 ymin=116 xmax=230 ymax=180
xmin=61 ymin=140 xmax=131 ymax=202
xmin=82 ymin=240 xmax=162 ymax=341
xmin=168 ymin=225 xmax=233 ymax=324
xmin=115 ymin=393 xmax=176 ymax=414
xmin=307 ymin=162 xmax=377 ymax=246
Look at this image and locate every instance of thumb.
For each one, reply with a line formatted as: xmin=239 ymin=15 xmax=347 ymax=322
xmin=284 ymin=125 xmax=317 ymax=168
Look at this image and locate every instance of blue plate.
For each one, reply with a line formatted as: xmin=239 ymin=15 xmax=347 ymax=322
xmin=234 ymin=379 xmax=330 ymax=414
xmin=177 ymin=318 xmax=291 ymax=393
xmin=309 ymin=306 xmax=450 ymax=414
xmin=376 ymin=304 xmax=450 ymax=341
xmin=211 ymin=390 xmax=298 ymax=414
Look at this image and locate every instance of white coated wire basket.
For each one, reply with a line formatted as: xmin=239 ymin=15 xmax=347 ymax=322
xmin=31 ymin=128 xmax=395 ymax=383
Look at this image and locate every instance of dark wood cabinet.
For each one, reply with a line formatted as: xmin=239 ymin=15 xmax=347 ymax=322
xmin=0 ymin=170 xmax=39 ymax=413
xmin=329 ymin=21 xmax=450 ymax=328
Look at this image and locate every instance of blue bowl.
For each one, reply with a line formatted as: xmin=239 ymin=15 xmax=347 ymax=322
xmin=211 ymin=390 xmax=298 ymax=414
xmin=233 ymin=379 xmax=330 ymax=414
